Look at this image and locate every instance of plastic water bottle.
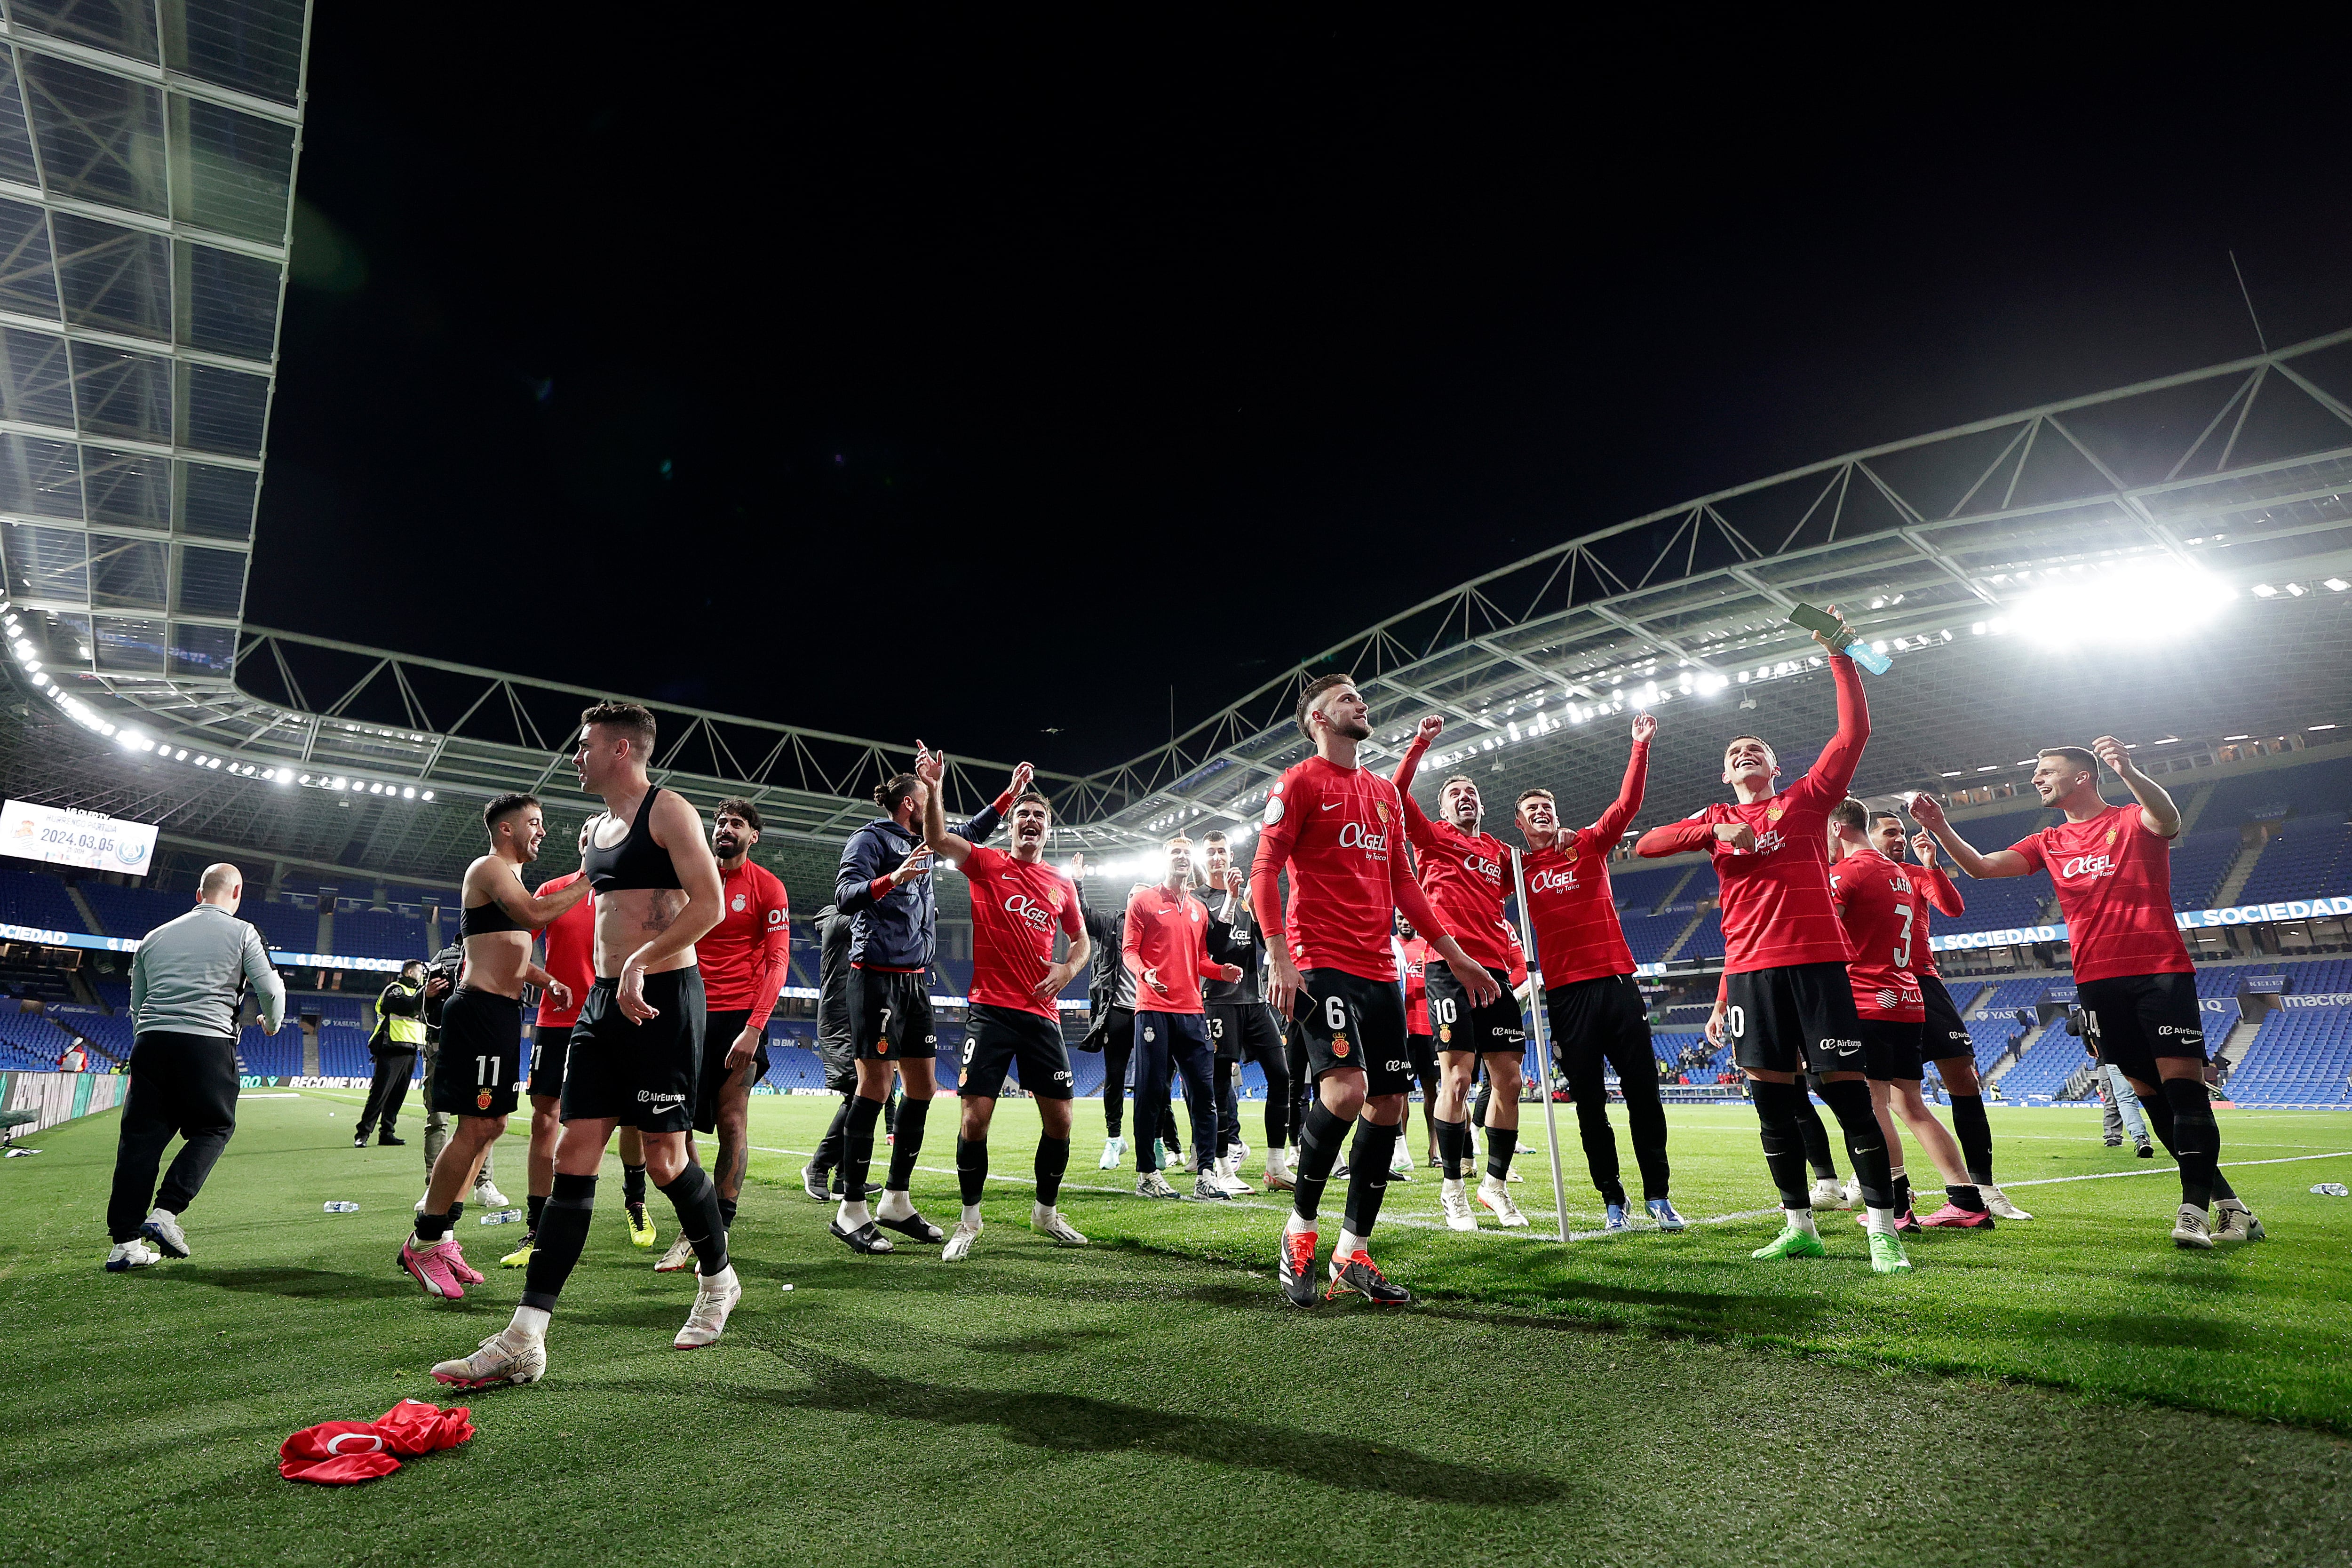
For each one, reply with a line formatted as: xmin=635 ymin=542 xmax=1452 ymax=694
xmin=478 ymin=1207 xmax=524 ymax=1226
xmin=2312 ymin=1183 xmax=2349 ymax=1197
xmin=323 ymin=1201 xmax=359 ymax=1213
xmin=1842 ymin=639 xmax=1892 ymax=675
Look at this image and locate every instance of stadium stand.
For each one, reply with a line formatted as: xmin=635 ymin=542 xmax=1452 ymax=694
xmin=244 ymin=901 xmax=324 ymax=954
xmin=2164 ymin=827 xmax=2247 ymax=911
xmin=1991 ymin=1026 xmax=2084 ymax=1098
xmin=0 ymin=868 xmax=84 ymax=932
xmin=2236 ymin=813 xmax=2352 ymax=907
xmin=1619 ymin=911 xmax=1690 ymax=964
xmin=1679 ymin=909 xmax=1724 ymax=961
xmin=2200 ymin=753 xmax=2352 ymax=825
xmin=240 ymin=1026 xmax=302 ymax=1079
xmin=2225 ymin=1006 xmax=2352 ymax=1106
xmin=73 ymin=881 xmax=193 ymax=940
xmin=328 ymin=907 xmax=430 ymax=963
xmin=1607 ymin=860 xmax=1689 ymax=915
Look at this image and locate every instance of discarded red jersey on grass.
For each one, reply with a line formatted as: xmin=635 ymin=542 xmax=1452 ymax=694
xmin=279 ymin=1398 xmax=474 ymax=1484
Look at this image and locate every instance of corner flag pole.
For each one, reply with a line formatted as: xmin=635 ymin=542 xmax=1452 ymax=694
xmin=1509 ymin=846 xmax=1573 ymax=1244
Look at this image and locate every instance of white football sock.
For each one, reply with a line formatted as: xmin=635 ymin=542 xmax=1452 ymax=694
xmin=509 ymin=1305 xmax=551 ymax=1340
xmin=1786 ymin=1207 xmax=1819 ymax=1235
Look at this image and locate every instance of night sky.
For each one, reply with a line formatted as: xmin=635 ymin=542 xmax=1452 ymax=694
xmin=248 ymin=15 xmax=2352 ymax=776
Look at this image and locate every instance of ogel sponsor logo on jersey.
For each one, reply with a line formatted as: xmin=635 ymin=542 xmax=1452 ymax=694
xmin=1530 ymin=866 xmax=1580 ymax=895
xmin=1003 ymin=892 xmax=1057 ymax=933
xmin=2058 ymin=853 xmax=2115 ymax=879
xmin=1336 ymin=821 xmax=1389 ymax=858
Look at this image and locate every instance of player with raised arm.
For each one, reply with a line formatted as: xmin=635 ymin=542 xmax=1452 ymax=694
xmin=1251 ymin=676 xmax=1501 ymax=1307
xmin=1645 ymin=608 xmax=1911 ymax=1274
xmin=1517 ymin=712 xmax=1684 ymax=1232
xmin=1390 ymin=716 xmax=1531 ymax=1228
xmin=1825 ymin=798 xmax=1989 ymax=1232
xmin=825 ymin=752 xmax=1010 ymax=1254
xmin=1200 ymin=830 xmax=1290 ymax=1191
xmin=430 ymin=703 xmax=730 ymax=1387
xmin=400 ymin=794 xmax=589 ymax=1300
xmin=915 ymin=752 xmax=1092 ymax=1258
xmin=1910 ymin=740 xmax=2264 ymax=1249
xmin=1126 ymin=834 xmax=1245 ymax=1201
xmin=1891 ymin=815 xmax=2030 ymax=1221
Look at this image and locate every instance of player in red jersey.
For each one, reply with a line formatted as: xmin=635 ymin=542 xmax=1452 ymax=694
xmin=1126 ymin=834 xmax=1246 ymax=1202
xmin=1911 ymin=740 xmax=2264 ymax=1249
xmin=1516 ymin=711 xmax=1684 ymax=1234
xmin=917 ymin=752 xmax=1092 ymax=1258
xmin=1393 ymin=916 xmax=1443 ymax=1178
xmin=1888 ymin=815 xmax=2032 ymax=1222
xmin=1391 ymin=717 xmax=1533 ymax=1228
xmin=501 ymin=822 xmax=630 ymax=1267
xmin=1647 ymin=608 xmax=1909 ymax=1274
xmin=1827 ymin=798 xmax=1990 ymax=1232
xmin=1249 ymin=675 xmax=1500 ymax=1307
xmin=643 ymin=797 xmax=794 ymax=1271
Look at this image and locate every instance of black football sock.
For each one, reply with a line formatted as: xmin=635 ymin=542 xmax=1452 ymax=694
xmin=1035 ymin=1134 xmax=1070 ymax=1208
xmin=621 ymin=1162 xmax=647 ymax=1207
xmin=1947 ymin=1092 xmax=1994 ymax=1185
xmin=886 ymin=1096 xmax=930 ymax=1192
xmin=1435 ymin=1116 xmax=1470 ymax=1181
xmin=718 ymin=1196 xmax=738 ymax=1230
xmin=1292 ymin=1103 xmax=1349 ymax=1223
xmin=813 ymin=1092 xmax=853 ymax=1171
xmin=525 ymin=1193 xmax=547 ymax=1232
xmin=446 ymin=1200 xmax=465 ymax=1228
xmin=657 ymin=1165 xmax=730 ymax=1276
xmin=1891 ymin=1168 xmax=1912 ymax=1215
xmin=1471 ymin=1078 xmax=1493 ymax=1130
xmin=957 ymin=1136 xmax=989 ymax=1208
xmin=2160 ymin=1078 xmax=2219 ymax=1211
xmin=521 ymin=1172 xmax=596 ymax=1311
xmin=1791 ymin=1088 xmax=1838 ymax=1180
xmin=413 ymin=1208 xmax=453 ymax=1243
xmin=1816 ymin=1077 xmax=1893 ymax=1211
xmin=842 ymin=1093 xmax=884 ymax=1205
xmin=1947 ymin=1183 xmax=1986 ymax=1213
xmin=1484 ymin=1121 xmax=1517 ymax=1182
xmin=1343 ymin=1119 xmax=1400 ymax=1239
xmin=1748 ymin=1079 xmax=1812 ymax=1209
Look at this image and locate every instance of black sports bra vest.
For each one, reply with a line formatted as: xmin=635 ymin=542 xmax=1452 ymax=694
xmin=582 ymin=787 xmax=682 ymax=893
xmin=460 ymin=895 xmax=527 ymax=938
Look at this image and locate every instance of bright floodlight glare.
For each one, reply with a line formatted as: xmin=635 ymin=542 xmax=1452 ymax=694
xmin=2325 ymin=578 xmax=2349 ymax=592
xmin=2013 ymin=559 xmax=2235 ymax=649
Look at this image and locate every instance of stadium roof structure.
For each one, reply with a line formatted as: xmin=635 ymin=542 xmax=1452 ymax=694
xmin=0 ymin=6 xmax=2347 ymax=894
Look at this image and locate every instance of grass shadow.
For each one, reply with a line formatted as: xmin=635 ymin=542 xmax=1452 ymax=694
xmin=741 ymin=1338 xmax=1561 ymax=1506
xmin=171 ymin=1265 xmax=420 ymax=1302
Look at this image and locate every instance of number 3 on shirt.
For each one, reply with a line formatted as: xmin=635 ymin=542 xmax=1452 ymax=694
xmin=1892 ymin=903 xmax=1914 ymax=969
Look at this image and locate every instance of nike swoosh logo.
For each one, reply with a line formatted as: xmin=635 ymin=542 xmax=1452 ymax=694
xmin=1321 ymin=802 xmax=1341 ymax=811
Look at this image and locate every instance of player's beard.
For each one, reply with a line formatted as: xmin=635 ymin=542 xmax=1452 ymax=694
xmin=714 ymin=831 xmax=740 ymax=860
xmin=1332 ymin=715 xmax=1371 ymax=741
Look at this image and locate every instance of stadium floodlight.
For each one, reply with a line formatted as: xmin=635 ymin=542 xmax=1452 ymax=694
xmin=1940 ymin=770 xmax=1963 ymax=777
xmin=421 ymin=790 xmax=434 ymax=802
xmin=2252 ymin=583 xmax=2278 ymax=597
xmin=2326 ymin=579 xmax=2350 ymax=592
xmin=2312 ymin=724 xmax=2339 ymax=731
xmin=2285 ymin=582 xmax=2307 ymax=596
xmin=2224 ymin=734 xmax=2249 ymax=741
xmin=403 ymin=786 xmax=416 ymax=799
xmin=2012 ymin=559 xmax=2233 ymax=650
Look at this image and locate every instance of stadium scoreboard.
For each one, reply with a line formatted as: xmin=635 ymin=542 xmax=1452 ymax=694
xmin=0 ymin=799 xmax=158 ymax=876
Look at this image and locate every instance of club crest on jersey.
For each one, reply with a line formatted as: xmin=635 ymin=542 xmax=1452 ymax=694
xmin=1766 ymin=805 xmax=1785 ymax=822
xmin=731 ymin=893 xmax=747 ymax=912
xmin=1375 ymin=802 xmax=1391 ymax=824
xmin=1331 ymin=1035 xmax=1350 ymax=1058
xmin=476 ymin=1090 xmax=493 ymax=1109
xmin=2105 ymin=828 xmax=2118 ymax=845
xmin=1438 ymin=1025 xmax=1451 ymax=1044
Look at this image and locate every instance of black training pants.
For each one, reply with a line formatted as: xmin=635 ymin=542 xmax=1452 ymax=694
xmin=357 ymin=1049 xmax=416 ymax=1138
xmin=107 ymin=1031 xmax=242 ymax=1242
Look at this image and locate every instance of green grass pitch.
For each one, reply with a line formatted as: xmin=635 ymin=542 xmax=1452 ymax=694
xmin=6 ymin=1090 xmax=2349 ymax=1566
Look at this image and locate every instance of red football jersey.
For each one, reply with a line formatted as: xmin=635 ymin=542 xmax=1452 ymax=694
xmin=1520 ymin=740 xmax=1649 ymax=987
xmin=699 ymin=859 xmax=791 ymax=1022
xmin=1248 ymin=755 xmax=1425 ymax=983
xmin=1828 ymin=847 xmax=1924 ymax=1020
xmin=1635 ymin=656 xmax=1868 ymax=974
xmin=1909 ymin=861 xmax=1963 ymax=978
xmin=1124 ymin=883 xmax=1213 ymax=1015
xmin=1398 ymin=806 xmax=1517 ymax=971
xmin=964 ymin=844 xmax=1083 ymax=1018
xmin=1399 ymin=935 xmax=1431 ymax=1034
xmin=2008 ymin=803 xmax=2192 ymax=983
xmin=533 ymin=870 xmax=594 ymax=1027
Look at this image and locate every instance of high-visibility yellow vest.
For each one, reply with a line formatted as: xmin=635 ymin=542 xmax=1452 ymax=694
xmin=379 ymin=980 xmax=426 ymax=1047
